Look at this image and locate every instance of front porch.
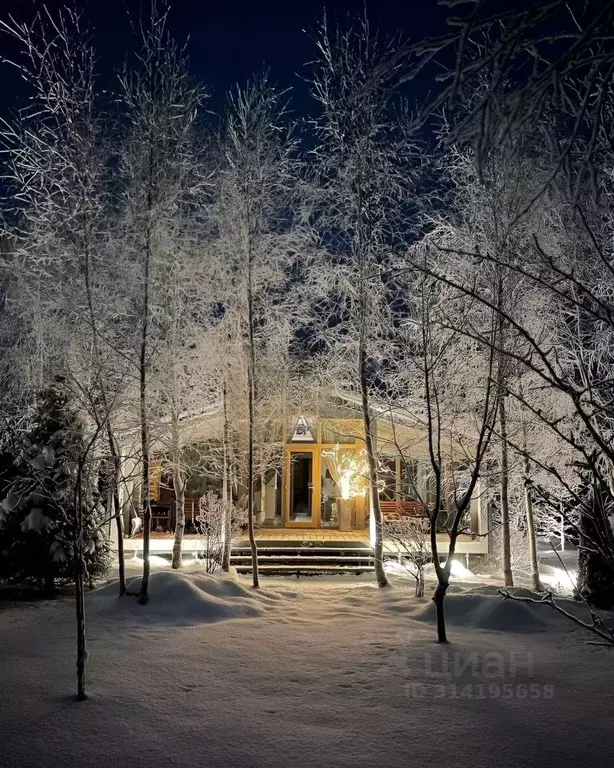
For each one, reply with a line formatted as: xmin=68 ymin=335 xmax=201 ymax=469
xmin=127 ymin=414 xmax=489 ymax=557
xmin=122 ymin=526 xmax=487 ymax=560
xmin=249 ymin=528 xmax=370 ymax=543
xmin=123 ymin=527 xmax=369 ymax=552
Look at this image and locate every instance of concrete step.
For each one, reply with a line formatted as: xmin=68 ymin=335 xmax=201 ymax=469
xmin=235 ymin=541 xmax=372 ymax=550
xmin=234 ymin=563 xmax=374 ymax=574
xmin=230 ymin=554 xmax=374 ymax=562
xmin=233 ymin=545 xmax=373 ymax=553
xmin=232 ymin=542 xmax=375 ymax=574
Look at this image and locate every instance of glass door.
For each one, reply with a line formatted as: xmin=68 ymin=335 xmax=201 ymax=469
xmin=288 ymin=451 xmax=315 ymax=525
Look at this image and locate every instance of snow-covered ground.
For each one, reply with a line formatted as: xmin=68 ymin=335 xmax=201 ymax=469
xmin=1 ymin=565 xmax=612 ymax=768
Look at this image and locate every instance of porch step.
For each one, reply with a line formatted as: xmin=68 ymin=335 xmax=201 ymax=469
xmin=230 ymin=543 xmax=375 ymax=575
xmin=125 ymin=538 xmax=376 ymax=575
xmin=233 ymin=545 xmax=373 ymax=554
xmin=234 ymin=564 xmax=373 ymax=574
xmin=231 ymin=554 xmax=373 ymax=561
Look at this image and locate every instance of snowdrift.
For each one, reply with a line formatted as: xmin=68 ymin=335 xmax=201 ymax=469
xmin=89 ymin=571 xmax=284 ymax=625
xmin=468 ymin=584 xmax=540 ymax=599
xmin=414 ymin=592 xmax=550 ymax=633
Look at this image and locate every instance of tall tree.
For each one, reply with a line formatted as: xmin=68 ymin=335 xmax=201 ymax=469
xmin=425 ymin=117 xmax=563 ymax=588
xmin=0 ymin=7 xmax=131 ymax=596
xmin=117 ymin=2 xmax=203 ymax=602
xmin=150 ymin=232 xmax=218 ymax=570
xmin=413 ymin=0 xmax=614 ymax=607
xmin=308 ymin=14 xmax=417 ymax=587
xmin=214 ymin=77 xmax=302 ymax=588
xmin=389 ymin=254 xmax=500 ymax=641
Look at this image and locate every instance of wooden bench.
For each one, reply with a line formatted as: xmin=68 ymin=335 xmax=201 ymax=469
xmin=380 ymin=501 xmax=428 ymax=522
xmin=150 ymin=503 xmax=171 ymax=532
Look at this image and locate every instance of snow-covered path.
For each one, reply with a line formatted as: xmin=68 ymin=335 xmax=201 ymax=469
xmin=0 ymin=571 xmax=611 ymax=768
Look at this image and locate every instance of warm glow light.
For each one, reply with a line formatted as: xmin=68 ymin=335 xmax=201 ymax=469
xmin=322 ymin=444 xmax=369 ymax=500
xmin=442 ymin=559 xmax=474 ymax=579
xmin=339 ymin=469 xmax=353 ymax=500
xmin=540 ymin=567 xmax=577 ymax=593
xmin=131 ymin=554 xmax=174 ymax=567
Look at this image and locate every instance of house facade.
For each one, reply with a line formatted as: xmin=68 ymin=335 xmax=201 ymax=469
xmin=116 ymin=401 xmax=490 ymax=559
xmin=256 ymin=413 xmax=488 ymax=555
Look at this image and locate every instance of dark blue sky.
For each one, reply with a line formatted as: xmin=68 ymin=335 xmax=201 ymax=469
xmin=0 ymin=0 xmax=450 ymax=118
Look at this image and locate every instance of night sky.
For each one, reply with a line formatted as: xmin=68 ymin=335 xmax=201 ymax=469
xmin=0 ymin=0 xmax=450 ymax=120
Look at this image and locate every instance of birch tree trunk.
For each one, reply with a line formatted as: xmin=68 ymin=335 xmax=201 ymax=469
xmin=429 ymin=520 xmax=449 ymax=643
xmin=498 ymin=395 xmax=514 ymax=587
xmin=221 ymin=453 xmax=230 ymax=572
xmin=75 ymin=547 xmax=86 ymax=700
xmin=247 ymin=260 xmax=260 ymax=588
xmin=171 ymin=470 xmax=185 ymax=569
xmin=521 ymin=415 xmax=543 ymax=591
xmin=523 ymin=462 xmax=543 ymax=591
xmin=494 ymin=273 xmax=514 ymax=588
xmin=82 ymin=222 xmax=126 ymax=596
xmin=139 ymin=355 xmax=151 ymax=603
xmin=360 ymin=360 xmax=388 ymax=588
xmin=221 ymin=379 xmax=232 ymax=572
xmin=416 ymin=569 xmax=425 ymax=598
xmin=74 ymin=473 xmax=87 ymax=701
xmin=171 ymin=410 xmax=185 ymax=569
xmin=83 ymin=203 xmax=126 ymax=597
xmin=108 ymin=428 xmax=126 ymax=596
xmin=358 ymin=216 xmax=388 ymax=588
xmin=138 ymin=145 xmax=153 ymax=605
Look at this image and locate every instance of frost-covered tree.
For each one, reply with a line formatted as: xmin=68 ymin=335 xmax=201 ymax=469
xmin=0 ymin=6 xmax=130 ymax=595
xmin=387 ymin=257 xmax=500 ymax=641
xmin=307 ymin=13 xmax=418 ymax=588
xmin=196 ymin=490 xmax=245 ymax=574
xmin=385 ymin=517 xmax=431 ymax=597
xmin=0 ymin=381 xmax=111 ymax=698
xmin=149 ymin=236 xmax=220 ymax=570
xmin=423 ymin=167 xmax=614 ymax=607
xmin=116 ymin=2 xmax=205 ymax=602
xmin=422 ymin=116 xmax=614 ymax=607
xmin=0 ymin=383 xmax=111 ymax=586
xmin=213 ymin=77 xmax=303 ymax=588
xmin=419 ymin=0 xmax=614 ymax=610
xmin=425 ymin=125 xmax=563 ymax=589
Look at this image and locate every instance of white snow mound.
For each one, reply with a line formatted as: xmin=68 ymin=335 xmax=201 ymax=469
xmin=90 ymin=571 xmax=270 ymax=625
xmin=415 ymin=592 xmax=550 ymax=633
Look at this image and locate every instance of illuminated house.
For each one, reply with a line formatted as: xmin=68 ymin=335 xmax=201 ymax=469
xmin=116 ymin=403 xmax=490 ymax=566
